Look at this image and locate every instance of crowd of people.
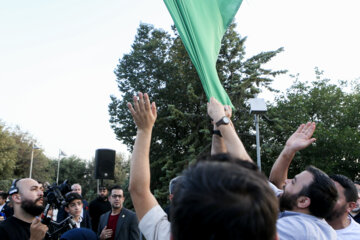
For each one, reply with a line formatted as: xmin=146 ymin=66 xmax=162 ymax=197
xmin=1 ymin=92 xmax=360 ymax=239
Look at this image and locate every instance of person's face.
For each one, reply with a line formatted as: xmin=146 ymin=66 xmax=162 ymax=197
xmin=65 ymin=199 xmax=83 ymax=218
xmin=71 ymin=185 xmax=82 ymax=196
xmin=326 ymin=181 xmax=348 ymax=221
xmin=0 ymin=197 xmax=5 ymax=205
xmin=18 ymin=178 xmax=45 ymax=216
xmin=109 ymin=189 xmax=125 ymax=210
xmin=352 ymin=184 xmax=360 ymax=213
xmin=99 ymin=188 xmax=108 ymax=198
xmin=279 ymin=171 xmax=313 ymax=211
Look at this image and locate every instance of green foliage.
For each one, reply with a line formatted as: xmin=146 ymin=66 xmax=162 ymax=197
xmin=54 ymin=153 xmax=130 ymax=202
xmin=109 ymin=23 xmax=285 ymax=206
xmin=0 ymin=123 xmax=17 ymax=179
xmin=261 ymin=70 xmax=360 ymax=180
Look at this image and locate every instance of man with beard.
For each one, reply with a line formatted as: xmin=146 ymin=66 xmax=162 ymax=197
xmin=269 ymin=123 xmax=338 ymax=240
xmin=0 ymin=178 xmax=48 ymax=240
xmin=350 ymin=181 xmax=360 ymax=223
xmin=97 ymin=186 xmax=139 ymax=240
xmin=326 ymin=174 xmax=360 ymax=239
xmin=89 ymin=186 xmax=111 ymax=232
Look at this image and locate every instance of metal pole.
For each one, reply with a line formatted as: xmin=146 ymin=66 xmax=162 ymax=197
xmin=255 ymin=114 xmax=261 ymax=171
xmin=56 ymin=150 xmax=61 ymax=184
xmin=29 ymin=144 xmax=34 ymax=178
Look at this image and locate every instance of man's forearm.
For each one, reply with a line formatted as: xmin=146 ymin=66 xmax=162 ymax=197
xmin=218 ymin=124 xmax=253 ymax=162
xmin=128 ymin=129 xmax=158 ymax=220
xmin=269 ymin=146 xmax=296 ymax=188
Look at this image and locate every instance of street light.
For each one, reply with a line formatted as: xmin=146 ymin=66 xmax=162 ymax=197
xmin=249 ymin=98 xmax=267 ymax=171
xmin=29 ymin=143 xmax=40 ymax=178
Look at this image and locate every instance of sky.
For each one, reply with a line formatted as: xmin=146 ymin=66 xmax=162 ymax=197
xmin=0 ymin=0 xmax=359 ymax=160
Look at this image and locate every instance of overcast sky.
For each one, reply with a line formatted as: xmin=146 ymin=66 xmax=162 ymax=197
xmin=0 ymin=0 xmax=359 ymax=160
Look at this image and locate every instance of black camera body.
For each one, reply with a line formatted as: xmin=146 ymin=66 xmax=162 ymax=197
xmin=42 ymin=180 xmax=76 ymax=239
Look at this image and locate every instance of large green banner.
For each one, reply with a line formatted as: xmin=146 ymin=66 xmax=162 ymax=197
xmin=164 ymin=0 xmax=243 ymax=107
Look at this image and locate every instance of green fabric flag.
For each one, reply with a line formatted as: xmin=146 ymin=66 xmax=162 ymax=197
xmin=164 ymin=0 xmax=243 ymax=107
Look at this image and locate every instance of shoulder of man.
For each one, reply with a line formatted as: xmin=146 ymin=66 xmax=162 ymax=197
xmin=122 ymin=208 xmax=136 ymax=217
xmin=277 ymin=213 xmax=336 ymax=240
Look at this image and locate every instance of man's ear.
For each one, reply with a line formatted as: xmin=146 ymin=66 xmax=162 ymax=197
xmin=348 ymin=202 xmax=357 ymax=213
xmin=12 ymin=194 xmax=21 ymax=203
xmin=65 ymin=207 xmax=69 ymax=213
xmin=296 ymin=196 xmax=311 ymax=209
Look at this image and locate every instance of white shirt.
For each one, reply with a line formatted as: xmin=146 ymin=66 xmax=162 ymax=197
xmin=336 ymin=215 xmax=360 ymax=240
xmin=0 ymin=203 xmax=5 ymax=212
xmin=74 ymin=216 xmax=83 ymax=228
xmin=139 ymin=205 xmax=171 ymax=240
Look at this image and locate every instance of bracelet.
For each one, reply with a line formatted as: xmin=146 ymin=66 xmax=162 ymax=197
xmin=212 ymin=130 xmax=222 ymax=137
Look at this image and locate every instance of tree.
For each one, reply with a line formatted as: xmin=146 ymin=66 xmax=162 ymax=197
xmin=109 ymin=23 xmax=285 ymax=205
xmin=0 ymin=122 xmax=17 ymax=179
xmin=261 ymin=69 xmax=360 ymax=179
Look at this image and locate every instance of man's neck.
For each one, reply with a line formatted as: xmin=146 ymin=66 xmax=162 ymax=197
xmin=13 ymin=207 xmax=36 ymax=223
xmin=111 ymin=207 xmax=122 ymax=215
xmin=292 ymin=207 xmax=311 ymax=216
xmin=327 ymin=214 xmax=351 ymax=230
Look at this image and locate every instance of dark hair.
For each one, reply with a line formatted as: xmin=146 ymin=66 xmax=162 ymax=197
xmin=0 ymin=192 xmax=8 ymax=200
xmin=169 ymin=176 xmax=183 ymax=195
xmin=302 ymin=166 xmax=338 ymax=218
xmin=171 ymin=160 xmax=278 ymax=240
xmin=197 ymin=153 xmax=259 ymax=171
xmin=330 ymin=174 xmax=358 ymax=203
xmin=109 ymin=185 xmax=123 ymax=195
xmin=65 ymin=192 xmax=82 ymax=207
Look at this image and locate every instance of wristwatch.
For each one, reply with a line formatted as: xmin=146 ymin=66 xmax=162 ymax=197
xmin=212 ymin=130 xmax=222 ymax=137
xmin=215 ymin=116 xmax=230 ymax=127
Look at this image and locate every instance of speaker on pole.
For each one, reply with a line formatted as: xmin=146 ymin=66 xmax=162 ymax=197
xmin=95 ymin=149 xmax=115 ymax=179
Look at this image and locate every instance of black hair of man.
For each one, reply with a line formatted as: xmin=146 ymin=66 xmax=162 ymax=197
xmin=109 ymin=185 xmax=123 ymax=195
xmin=65 ymin=192 xmax=82 ymax=207
xmin=171 ymin=156 xmax=278 ymax=240
xmin=330 ymin=174 xmax=358 ymax=203
xmin=301 ymin=166 xmax=338 ymax=218
xmin=0 ymin=192 xmax=8 ymax=200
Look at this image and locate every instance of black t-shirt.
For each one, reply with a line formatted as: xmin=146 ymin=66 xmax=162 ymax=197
xmin=0 ymin=216 xmax=31 ymax=240
xmin=89 ymin=197 xmax=111 ymax=232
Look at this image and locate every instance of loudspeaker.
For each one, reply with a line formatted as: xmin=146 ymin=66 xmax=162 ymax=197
xmin=95 ymin=149 xmax=115 ymax=179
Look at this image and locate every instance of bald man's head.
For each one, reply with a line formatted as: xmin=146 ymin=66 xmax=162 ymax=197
xmin=13 ymin=178 xmax=44 ymax=217
xmin=71 ymin=184 xmax=82 ymax=196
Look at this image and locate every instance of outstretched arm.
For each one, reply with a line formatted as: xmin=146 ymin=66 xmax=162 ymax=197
xmin=269 ymin=122 xmax=316 ymax=188
xmin=128 ymin=92 xmax=158 ymax=221
xmin=208 ymin=97 xmax=252 ymax=162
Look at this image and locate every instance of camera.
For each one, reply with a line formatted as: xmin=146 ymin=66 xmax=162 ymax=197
xmin=42 ymin=180 xmax=76 ymax=240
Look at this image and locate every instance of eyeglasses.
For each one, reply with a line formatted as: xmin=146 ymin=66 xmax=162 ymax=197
xmin=111 ymin=194 xmax=123 ymax=199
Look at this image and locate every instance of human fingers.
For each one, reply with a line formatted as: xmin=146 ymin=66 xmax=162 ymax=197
xmin=144 ymin=93 xmax=151 ymax=111
xmin=304 ymin=122 xmax=316 ymax=137
xmin=127 ymin=102 xmax=136 ymax=117
xmin=138 ymin=92 xmax=145 ymax=112
xmin=295 ymin=124 xmax=305 ymax=134
xmin=133 ymin=94 xmax=140 ymax=112
xmin=151 ymin=102 xmax=157 ymax=118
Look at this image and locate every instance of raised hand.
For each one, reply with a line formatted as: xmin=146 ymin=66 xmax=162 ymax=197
xmin=127 ymin=92 xmax=157 ymax=132
xmin=207 ymin=97 xmax=225 ymax=123
xmin=285 ymin=122 xmax=316 ymax=152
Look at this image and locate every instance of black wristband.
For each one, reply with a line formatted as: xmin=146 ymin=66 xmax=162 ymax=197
xmin=212 ymin=130 xmax=222 ymax=137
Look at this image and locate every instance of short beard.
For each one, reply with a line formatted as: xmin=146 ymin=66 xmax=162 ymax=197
xmin=279 ymin=192 xmax=298 ymax=212
xmin=326 ymin=203 xmax=347 ymax=222
xmin=21 ymin=197 xmax=45 ymax=217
